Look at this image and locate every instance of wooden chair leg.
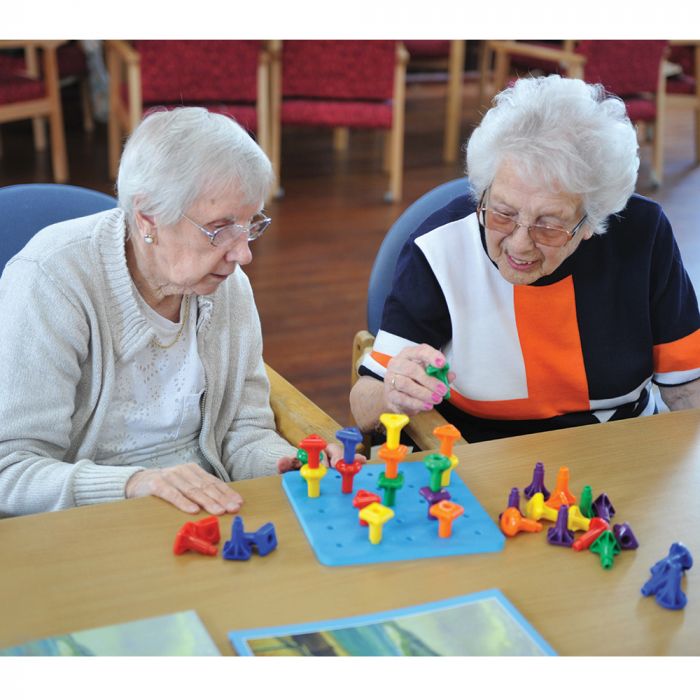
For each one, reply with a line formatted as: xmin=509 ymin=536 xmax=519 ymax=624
xmin=106 ymin=47 xmax=122 ymax=180
xmin=333 ymin=127 xmax=349 ymax=151
xmin=443 ymin=40 xmax=465 ymax=163
xmin=32 ymin=117 xmax=47 ymax=151
xmin=386 ymin=44 xmax=407 ymax=203
xmin=80 ymin=80 xmax=95 ymax=133
xmin=43 ymin=46 xmax=68 ymax=183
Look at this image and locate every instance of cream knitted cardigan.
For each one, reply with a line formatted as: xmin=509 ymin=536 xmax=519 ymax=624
xmin=0 ymin=208 xmax=295 ymax=517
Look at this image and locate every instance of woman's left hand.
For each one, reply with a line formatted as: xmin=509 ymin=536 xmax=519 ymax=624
xmin=277 ymin=443 xmax=367 ymax=474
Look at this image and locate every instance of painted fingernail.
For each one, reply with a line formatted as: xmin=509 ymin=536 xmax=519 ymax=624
xmin=423 ymin=402 xmax=433 ymax=410
xmin=436 ymin=384 xmax=447 ymax=395
xmin=431 ymin=392 xmax=442 ymax=402
xmin=434 ymin=357 xmax=444 ymax=367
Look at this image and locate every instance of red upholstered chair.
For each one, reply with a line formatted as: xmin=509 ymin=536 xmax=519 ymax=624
xmin=269 ymin=40 xmax=408 ymax=202
xmin=0 ymin=40 xmax=68 ymax=182
xmin=105 ymin=40 xmax=271 ymax=180
xmin=404 ymin=40 xmax=466 ymax=163
xmin=666 ymin=40 xmax=700 ymax=163
xmin=480 ymin=40 xmax=669 ymax=186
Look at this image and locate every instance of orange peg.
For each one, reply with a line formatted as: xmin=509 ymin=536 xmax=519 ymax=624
xmin=378 ymin=444 xmax=408 ymax=479
xmin=545 ymin=466 xmax=577 ymax=509
xmin=429 ymin=500 xmax=465 ymax=538
xmin=499 ymin=506 xmax=543 ymax=537
xmin=432 ymin=424 xmax=462 ymax=458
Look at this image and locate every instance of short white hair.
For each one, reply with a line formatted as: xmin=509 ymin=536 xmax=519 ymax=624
xmin=117 ymin=107 xmax=273 ymax=229
xmin=466 ymin=75 xmax=640 ymax=234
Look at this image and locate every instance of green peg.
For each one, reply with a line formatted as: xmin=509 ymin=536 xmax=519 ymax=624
xmin=426 ymin=363 xmax=451 ymax=399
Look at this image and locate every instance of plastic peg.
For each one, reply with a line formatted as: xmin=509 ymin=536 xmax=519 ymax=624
xmin=222 ymin=516 xmax=252 ymax=560
xmin=432 ymin=424 xmax=462 ymax=457
xmin=352 ymin=490 xmax=381 ymax=526
xmin=653 ymin=565 xmax=687 ymax=610
xmin=335 ymin=426 xmax=363 ymax=464
xmin=567 ymin=505 xmax=591 ymax=532
xmin=300 ymin=462 xmax=328 ymax=498
xmin=377 ymin=471 xmax=405 ymax=507
xmin=429 ymin=500 xmax=465 ymax=538
xmin=523 ymin=461 xmax=550 ymax=500
xmin=591 ymin=492 xmax=616 ymax=522
xmin=419 ymin=486 xmax=451 ymax=520
xmin=378 ymin=443 xmax=408 ymax=480
xmin=641 ymin=543 xmax=693 ymax=609
xmin=173 ymin=522 xmax=218 ymax=556
xmin=572 ymin=517 xmax=610 ymax=551
xmin=298 ymin=434 xmax=327 ymax=470
xmin=646 ymin=542 xmax=693 ymax=580
xmin=545 ymin=466 xmax=576 ymax=509
xmin=547 ymin=505 xmax=575 ymax=547
xmin=500 ymin=506 xmax=543 ymax=537
xmin=379 ymin=413 xmax=410 ymax=450
xmin=251 ymin=522 xmax=278 ymax=556
xmin=579 ymin=485 xmax=594 ymax=518
xmin=335 ymin=459 xmax=363 ymax=494
xmin=359 ymin=502 xmax=395 ymax=544
xmin=191 ymin=515 xmax=221 ymax=544
xmin=498 ymin=487 xmax=521 ymax=521
xmin=296 ymin=447 xmax=323 ymax=467
xmin=524 ymin=492 xmax=558 ymax=523
xmin=424 ymin=453 xmax=452 ymax=492
xmin=589 ymin=530 xmax=621 ymax=569
xmin=441 ymin=454 xmax=458 ymax=488
xmin=426 ymin=363 xmax=451 ymax=399
xmin=612 ymin=522 xmax=639 ymax=550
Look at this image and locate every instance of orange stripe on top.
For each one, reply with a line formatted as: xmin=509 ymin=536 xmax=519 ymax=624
xmin=370 ymin=350 xmax=392 ymax=368
xmin=449 ymin=276 xmax=590 ymax=420
xmin=654 ymin=328 xmax=700 ymax=372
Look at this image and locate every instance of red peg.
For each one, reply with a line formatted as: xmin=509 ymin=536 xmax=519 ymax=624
xmin=353 ymin=490 xmax=381 ymax=526
xmin=173 ymin=522 xmax=218 ymax=556
xmin=191 ymin=515 xmax=220 ymax=544
xmin=572 ymin=517 xmax=610 ymax=551
xmin=336 ymin=459 xmax=363 ymax=494
xmin=299 ymin=434 xmax=328 ymax=470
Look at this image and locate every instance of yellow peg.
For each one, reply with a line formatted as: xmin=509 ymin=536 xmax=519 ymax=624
xmin=379 ymin=413 xmax=410 ymax=450
xmin=358 ymin=502 xmax=395 ymax=544
xmin=524 ymin=492 xmax=559 ymax=522
xmin=441 ymin=454 xmax=458 ymax=488
xmin=300 ymin=463 xmax=327 ymax=498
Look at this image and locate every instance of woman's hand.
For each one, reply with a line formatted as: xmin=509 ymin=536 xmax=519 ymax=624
xmin=277 ymin=444 xmax=367 ymax=473
xmin=125 ymin=463 xmax=243 ymax=515
xmin=383 ymin=344 xmax=455 ymax=416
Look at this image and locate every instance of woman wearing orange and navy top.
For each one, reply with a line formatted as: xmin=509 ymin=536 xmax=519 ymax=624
xmin=350 ymin=75 xmax=700 ymax=443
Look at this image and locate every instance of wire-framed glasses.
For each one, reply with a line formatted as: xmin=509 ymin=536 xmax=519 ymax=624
xmin=477 ymin=190 xmax=587 ymax=248
xmin=182 ymin=212 xmax=271 ymax=247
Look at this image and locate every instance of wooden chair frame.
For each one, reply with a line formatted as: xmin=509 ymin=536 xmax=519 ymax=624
xmin=667 ymin=39 xmax=700 ymax=163
xmin=0 ymin=40 xmax=68 ymax=183
xmin=105 ymin=40 xmax=272 ymax=181
xmin=269 ymin=41 xmax=409 ymax=203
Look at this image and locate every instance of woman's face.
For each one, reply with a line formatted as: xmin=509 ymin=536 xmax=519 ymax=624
xmin=135 ymin=185 xmax=262 ymax=298
xmin=483 ymin=161 xmax=593 ymax=286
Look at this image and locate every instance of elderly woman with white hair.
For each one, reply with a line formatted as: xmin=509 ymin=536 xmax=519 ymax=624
xmin=351 ymin=75 xmax=700 ymax=442
xmin=0 ymin=107 xmax=356 ymax=518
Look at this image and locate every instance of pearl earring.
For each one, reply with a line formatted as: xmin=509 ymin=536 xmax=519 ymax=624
xmin=144 ymin=233 xmax=154 ymax=244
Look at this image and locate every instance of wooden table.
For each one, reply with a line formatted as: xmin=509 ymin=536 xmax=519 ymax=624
xmin=1 ymin=410 xmax=699 ymax=655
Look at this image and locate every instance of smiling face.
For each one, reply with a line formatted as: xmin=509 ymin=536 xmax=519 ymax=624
xmin=483 ymin=161 xmax=593 ymax=286
xmin=129 ymin=184 xmax=263 ymax=309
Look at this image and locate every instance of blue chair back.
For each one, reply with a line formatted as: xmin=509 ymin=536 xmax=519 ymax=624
xmin=0 ymin=184 xmax=117 ymax=269
xmin=367 ymin=177 xmax=470 ymax=335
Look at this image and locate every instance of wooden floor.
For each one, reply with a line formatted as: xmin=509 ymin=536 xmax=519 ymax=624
xmin=2 ymin=79 xmax=700 ymax=428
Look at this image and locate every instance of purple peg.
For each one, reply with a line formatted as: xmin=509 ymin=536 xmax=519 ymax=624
xmin=547 ymin=504 xmax=575 ymax=547
xmin=419 ymin=486 xmax=451 ymax=520
xmin=612 ymin=522 xmax=639 ymax=550
xmin=592 ymin=492 xmax=616 ymax=522
xmin=499 ymin=487 xmax=521 ymax=520
xmin=523 ymin=462 xmax=550 ymax=500
xmin=335 ymin=426 xmax=363 ymax=465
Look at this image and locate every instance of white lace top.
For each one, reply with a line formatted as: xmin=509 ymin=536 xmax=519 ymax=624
xmin=94 ymin=289 xmax=209 ymax=471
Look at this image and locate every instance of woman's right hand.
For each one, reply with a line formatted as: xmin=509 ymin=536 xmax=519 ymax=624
xmin=125 ymin=462 xmax=243 ymax=515
xmin=383 ymin=344 xmax=456 ymax=416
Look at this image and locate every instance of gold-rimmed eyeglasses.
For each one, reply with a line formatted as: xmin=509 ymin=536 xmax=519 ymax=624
xmin=182 ymin=211 xmax=271 ymax=247
xmin=477 ymin=190 xmax=587 ymax=248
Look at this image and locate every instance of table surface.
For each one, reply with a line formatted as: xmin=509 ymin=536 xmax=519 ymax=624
xmin=1 ymin=409 xmax=699 ymax=656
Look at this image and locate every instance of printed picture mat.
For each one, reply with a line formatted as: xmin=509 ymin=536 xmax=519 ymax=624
xmin=229 ymin=589 xmax=556 ymax=656
xmin=282 ymin=461 xmax=505 ymax=566
xmin=0 ymin=610 xmax=220 ymax=656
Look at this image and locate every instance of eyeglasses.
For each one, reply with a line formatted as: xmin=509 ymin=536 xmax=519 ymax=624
xmin=477 ymin=191 xmax=587 ymax=248
xmin=182 ymin=211 xmax=271 ymax=247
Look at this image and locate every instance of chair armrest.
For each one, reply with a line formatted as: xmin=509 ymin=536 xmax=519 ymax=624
xmin=265 ymin=363 xmax=342 ymax=449
xmin=485 ymin=40 xmax=586 ymax=78
xmin=104 ymin=39 xmax=140 ymax=66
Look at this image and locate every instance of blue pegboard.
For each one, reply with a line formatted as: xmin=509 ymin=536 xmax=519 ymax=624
xmin=283 ymin=461 xmax=505 ymax=566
